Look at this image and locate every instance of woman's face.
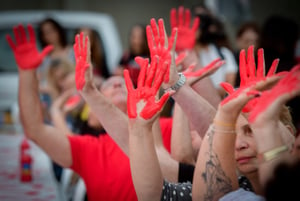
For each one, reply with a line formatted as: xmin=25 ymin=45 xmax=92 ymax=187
xmin=101 ymin=76 xmax=128 ymax=112
xmin=235 ymin=116 xmax=258 ymax=175
xmin=237 ymin=29 xmax=259 ymax=50
xmin=41 ymin=22 xmax=60 ymax=46
xmin=129 ymin=26 xmax=145 ymax=55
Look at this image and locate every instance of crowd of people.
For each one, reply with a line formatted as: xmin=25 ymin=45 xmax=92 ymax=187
xmin=5 ymin=3 xmax=300 ymax=201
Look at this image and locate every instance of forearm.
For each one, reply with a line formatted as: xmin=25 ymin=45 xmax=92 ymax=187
xmin=50 ymin=109 xmax=72 ymax=135
xmin=193 ymin=122 xmax=238 ymax=201
xmin=191 ymin=77 xmax=221 ymax=109
xmin=171 ymin=103 xmax=195 ymax=165
xmin=172 ymin=83 xmax=216 ymax=138
xmin=129 ymin=123 xmax=164 ymax=201
xmin=81 ymin=87 xmax=129 ymax=154
xmin=19 ymin=70 xmax=45 ymax=137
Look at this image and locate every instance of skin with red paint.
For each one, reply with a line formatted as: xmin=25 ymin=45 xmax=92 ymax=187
xmin=124 ymin=56 xmax=170 ymax=119
xmin=64 ymin=93 xmax=82 ymax=108
xmin=170 ymin=6 xmax=200 ymax=51
xmin=183 ymin=58 xmax=224 ymax=78
xmin=146 ymin=18 xmax=177 ymax=83
xmin=6 ymin=24 xmax=53 ymax=70
xmin=249 ymin=65 xmax=300 ymax=123
xmin=221 ymin=45 xmax=281 ymax=112
xmin=73 ymin=32 xmax=90 ymax=90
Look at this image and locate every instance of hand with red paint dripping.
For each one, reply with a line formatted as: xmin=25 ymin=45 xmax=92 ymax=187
xmin=221 ymin=45 xmax=283 ymax=113
xmin=73 ymin=32 xmax=92 ymax=91
xmin=6 ymin=24 xmax=53 ymax=70
xmin=124 ymin=56 xmax=171 ymax=120
xmin=170 ymin=6 xmax=200 ymax=52
xmin=146 ymin=18 xmax=178 ymax=85
xmin=183 ymin=58 xmax=225 ymax=86
xmin=248 ymin=65 xmax=300 ymax=124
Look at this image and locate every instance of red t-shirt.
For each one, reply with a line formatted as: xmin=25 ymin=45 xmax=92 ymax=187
xmin=68 ymin=117 xmax=172 ymax=201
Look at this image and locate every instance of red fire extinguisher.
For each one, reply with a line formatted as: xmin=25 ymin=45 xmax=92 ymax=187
xmin=20 ymin=137 xmax=32 ymax=182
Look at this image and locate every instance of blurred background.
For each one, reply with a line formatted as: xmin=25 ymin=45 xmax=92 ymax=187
xmin=1 ymin=0 xmax=299 ymax=50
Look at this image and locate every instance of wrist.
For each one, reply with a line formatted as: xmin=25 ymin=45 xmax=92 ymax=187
xmin=165 ymin=73 xmax=186 ymax=93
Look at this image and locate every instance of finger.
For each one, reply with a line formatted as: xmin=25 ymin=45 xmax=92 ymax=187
xmin=83 ymin=35 xmax=88 ymax=61
xmin=146 ymin=56 xmax=158 ymax=87
xmin=13 ymin=25 xmax=22 ymax=45
xmin=153 ymin=61 xmax=168 ymax=91
xmin=178 ymin=6 xmax=184 ymax=26
xmin=256 ymin=48 xmax=265 ymax=79
xmin=146 ymin=25 xmax=155 ymax=56
xmin=158 ymin=19 xmax=166 ymax=48
xmin=170 ymin=8 xmax=177 ymax=29
xmin=220 ymin=82 xmax=235 ymax=94
xmin=27 ymin=24 xmax=36 ymax=44
xmin=239 ymin=49 xmax=247 ymax=86
xmin=266 ymin=58 xmax=279 ymax=77
xmin=184 ymin=9 xmax=191 ymax=27
xmin=6 ymin=35 xmax=16 ymax=51
xmin=19 ymin=24 xmax=27 ymax=43
xmin=80 ymin=32 xmax=84 ymax=55
xmin=123 ymin=69 xmax=134 ymax=93
xmin=168 ymin=28 xmax=177 ymax=52
xmin=86 ymin=35 xmax=91 ymax=63
xmin=150 ymin=18 xmax=160 ymax=47
xmin=192 ymin=17 xmax=200 ymax=32
xmin=135 ymin=56 xmax=148 ymax=88
xmin=247 ymin=45 xmax=255 ymax=78
xmin=40 ymin=45 xmax=54 ymax=58
xmin=157 ymin=92 xmax=170 ymax=111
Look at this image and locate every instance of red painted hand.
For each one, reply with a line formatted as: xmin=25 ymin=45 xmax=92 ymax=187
xmin=146 ymin=18 xmax=177 ymax=83
xmin=73 ymin=32 xmax=91 ymax=91
xmin=124 ymin=56 xmax=170 ymax=119
xmin=170 ymin=6 xmax=200 ymax=51
xmin=249 ymin=65 xmax=300 ymax=123
xmin=6 ymin=24 xmax=53 ymax=70
xmin=221 ymin=45 xmax=282 ymax=112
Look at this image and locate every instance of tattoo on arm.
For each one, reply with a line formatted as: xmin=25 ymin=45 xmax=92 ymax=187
xmin=201 ymin=127 xmax=233 ymax=201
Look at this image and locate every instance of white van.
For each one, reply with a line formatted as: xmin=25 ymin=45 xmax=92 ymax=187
xmin=0 ymin=10 xmax=123 ymax=121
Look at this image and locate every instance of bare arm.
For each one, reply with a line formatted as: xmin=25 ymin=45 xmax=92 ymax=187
xmin=6 ymin=24 xmax=72 ymax=168
xmin=171 ymin=103 xmax=195 ymax=165
xmin=74 ymin=33 xmax=129 ymax=154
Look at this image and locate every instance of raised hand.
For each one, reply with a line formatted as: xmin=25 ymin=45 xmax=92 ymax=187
xmin=170 ymin=6 xmax=200 ymax=52
xmin=73 ymin=32 xmax=92 ymax=91
xmin=6 ymin=24 xmax=53 ymax=70
xmin=249 ymin=65 xmax=300 ymax=123
xmin=183 ymin=58 xmax=225 ymax=85
xmin=124 ymin=56 xmax=170 ymax=120
xmin=221 ymin=45 xmax=282 ymax=112
xmin=146 ymin=18 xmax=177 ymax=83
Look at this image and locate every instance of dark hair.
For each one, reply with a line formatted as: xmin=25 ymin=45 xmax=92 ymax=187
xmin=37 ymin=17 xmax=68 ymax=48
xmin=128 ymin=24 xmax=149 ymax=57
xmin=236 ymin=21 xmax=260 ymax=39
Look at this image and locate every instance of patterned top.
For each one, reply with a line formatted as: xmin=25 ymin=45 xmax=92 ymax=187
xmin=161 ymin=180 xmax=192 ymax=201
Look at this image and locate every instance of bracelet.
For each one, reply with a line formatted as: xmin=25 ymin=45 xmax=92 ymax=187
xmin=210 ymin=124 xmax=236 ymax=134
xmin=165 ymin=73 xmax=186 ymax=92
xmin=258 ymin=145 xmax=288 ymax=163
xmin=213 ymin=119 xmax=236 ymax=128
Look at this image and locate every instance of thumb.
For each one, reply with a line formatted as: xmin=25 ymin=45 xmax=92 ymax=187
xmin=40 ymin=45 xmax=54 ymax=58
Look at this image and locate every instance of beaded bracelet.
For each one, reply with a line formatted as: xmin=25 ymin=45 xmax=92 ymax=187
xmin=258 ymin=145 xmax=288 ymax=163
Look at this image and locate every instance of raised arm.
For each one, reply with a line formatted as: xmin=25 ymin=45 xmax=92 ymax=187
xmin=125 ymin=56 xmax=170 ymax=201
xmin=7 ymin=24 xmax=72 ymax=167
xmin=73 ymin=32 xmax=129 ymax=154
xmin=147 ymin=18 xmax=217 ymax=137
